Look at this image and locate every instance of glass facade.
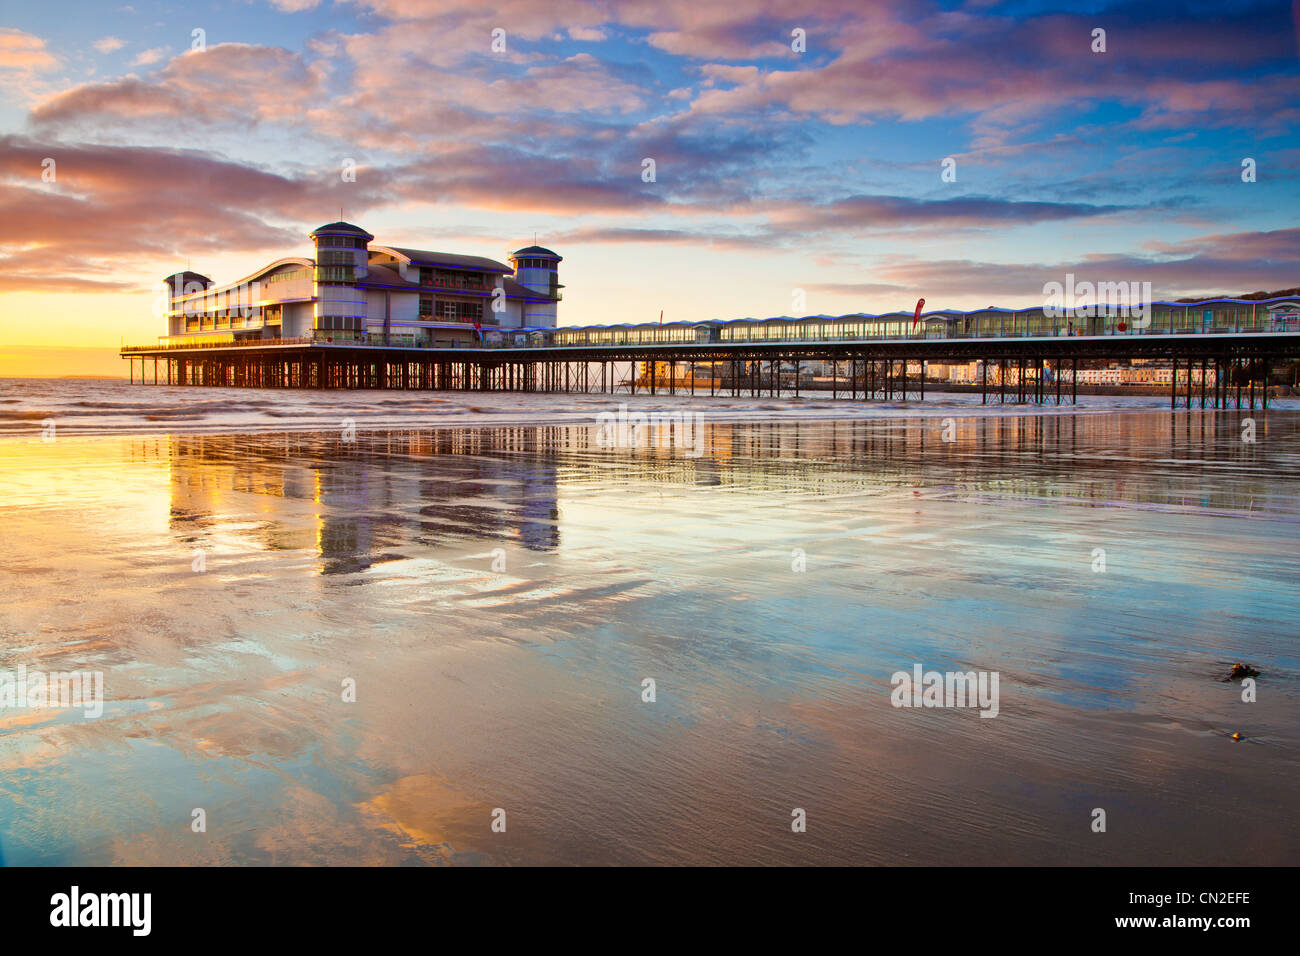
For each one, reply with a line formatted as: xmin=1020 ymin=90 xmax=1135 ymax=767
xmin=515 ymin=300 xmax=1286 ymax=349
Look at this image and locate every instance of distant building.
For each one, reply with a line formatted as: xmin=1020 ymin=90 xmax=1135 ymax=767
xmin=159 ymin=222 xmax=562 ymax=348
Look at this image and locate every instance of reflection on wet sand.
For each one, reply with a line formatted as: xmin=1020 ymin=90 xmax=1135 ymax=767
xmin=0 ymin=411 xmax=1297 ymax=865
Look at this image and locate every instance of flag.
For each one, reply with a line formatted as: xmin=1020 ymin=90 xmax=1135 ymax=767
xmin=659 ymin=309 xmax=663 ymax=326
xmin=912 ymin=298 xmax=926 ymax=330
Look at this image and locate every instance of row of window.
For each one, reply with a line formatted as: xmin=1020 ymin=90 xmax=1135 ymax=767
xmin=516 ymin=258 xmax=555 ymax=270
xmin=316 ymin=237 xmax=368 ymax=248
xmin=316 ymin=316 xmax=363 ymax=331
xmin=539 ymin=307 xmax=1291 ymax=346
xmin=268 ymin=269 xmax=311 ymax=284
xmin=417 ymin=267 xmax=491 ymax=291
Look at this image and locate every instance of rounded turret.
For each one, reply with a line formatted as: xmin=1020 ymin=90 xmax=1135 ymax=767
xmin=509 ymin=245 xmax=562 ymax=326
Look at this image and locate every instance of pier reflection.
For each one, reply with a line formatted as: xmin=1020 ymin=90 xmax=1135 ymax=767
xmin=166 ymin=428 xmax=564 ymax=573
xmin=147 ymin=410 xmax=1296 ymax=583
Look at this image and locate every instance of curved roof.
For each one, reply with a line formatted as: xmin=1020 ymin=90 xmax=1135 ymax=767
xmin=371 ymin=245 xmax=512 ymax=274
xmin=511 ymin=245 xmax=562 ymax=261
xmin=173 ymin=258 xmax=313 ymax=300
xmin=161 ymin=270 xmax=213 ymax=291
xmin=310 ymin=221 xmax=374 ymax=240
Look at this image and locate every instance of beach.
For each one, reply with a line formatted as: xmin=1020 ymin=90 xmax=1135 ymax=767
xmin=0 ymin=380 xmax=1297 ymax=865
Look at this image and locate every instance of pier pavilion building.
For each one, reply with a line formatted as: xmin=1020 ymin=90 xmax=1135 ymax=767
xmin=158 ymin=222 xmax=563 ymax=349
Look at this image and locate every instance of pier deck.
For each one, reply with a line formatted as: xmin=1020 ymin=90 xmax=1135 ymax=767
xmin=120 ymin=330 xmax=1299 ymax=409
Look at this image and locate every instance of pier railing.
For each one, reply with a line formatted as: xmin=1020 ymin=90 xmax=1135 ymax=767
xmin=121 ymin=314 xmax=1296 ymax=353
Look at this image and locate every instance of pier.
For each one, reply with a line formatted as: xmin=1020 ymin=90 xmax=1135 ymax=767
xmin=121 ymin=326 xmax=1296 ymax=409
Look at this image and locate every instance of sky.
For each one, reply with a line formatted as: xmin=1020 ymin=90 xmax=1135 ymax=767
xmin=1 ymin=0 xmax=1298 ymax=377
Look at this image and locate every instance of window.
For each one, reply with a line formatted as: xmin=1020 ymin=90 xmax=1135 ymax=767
xmin=435 ymin=300 xmax=480 ymax=322
xmin=315 ymin=316 xmax=362 ymax=331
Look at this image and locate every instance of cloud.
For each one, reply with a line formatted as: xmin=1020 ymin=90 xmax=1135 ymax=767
xmin=0 ymin=135 xmax=393 ymax=293
xmin=93 ymin=36 xmax=126 ymax=54
xmin=814 ymin=228 xmax=1300 ymax=305
xmin=677 ymin=3 xmax=1300 ymax=139
xmin=761 ymin=194 xmax=1129 ymax=235
xmin=31 ymin=43 xmax=325 ymax=129
xmin=6 ymin=0 xmax=1298 ymax=310
xmin=0 ymin=27 xmax=60 ymax=73
xmin=131 ymin=47 xmax=167 ymax=67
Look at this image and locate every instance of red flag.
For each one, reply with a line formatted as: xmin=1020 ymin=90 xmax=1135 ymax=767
xmin=912 ymin=298 xmax=925 ymax=330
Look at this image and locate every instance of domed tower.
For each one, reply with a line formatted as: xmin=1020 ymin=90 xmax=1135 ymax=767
xmin=509 ymin=245 xmax=562 ymax=327
xmin=160 ymin=271 xmax=213 ymax=337
xmin=309 ymin=221 xmax=373 ymax=340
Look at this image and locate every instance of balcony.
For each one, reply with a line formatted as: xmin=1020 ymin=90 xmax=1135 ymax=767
xmin=416 ymin=315 xmax=499 ymax=326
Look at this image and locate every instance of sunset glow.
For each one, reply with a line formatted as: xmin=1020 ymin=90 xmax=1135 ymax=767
xmin=2 ymin=1 xmax=1297 ymax=377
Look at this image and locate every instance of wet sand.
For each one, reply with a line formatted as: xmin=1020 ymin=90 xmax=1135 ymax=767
xmin=0 ymin=408 xmax=1297 ymax=865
